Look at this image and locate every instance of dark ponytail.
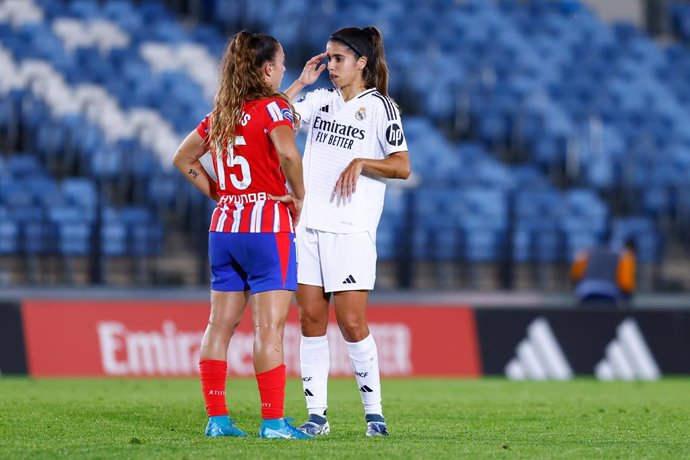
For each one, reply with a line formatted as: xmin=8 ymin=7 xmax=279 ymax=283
xmin=330 ymin=26 xmax=390 ymax=97
xmin=362 ymin=26 xmax=389 ymax=97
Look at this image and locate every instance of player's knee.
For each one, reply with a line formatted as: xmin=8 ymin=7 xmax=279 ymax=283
xmin=299 ymin=310 xmax=328 ymax=336
xmin=338 ymin=320 xmax=369 ymax=343
xmin=254 ymin=328 xmax=284 ymax=358
xmin=254 ymin=323 xmax=284 ymax=340
xmin=205 ymin=322 xmax=234 ymax=346
xmin=208 ymin=318 xmax=234 ymax=333
xmin=301 ymin=321 xmax=327 ymax=336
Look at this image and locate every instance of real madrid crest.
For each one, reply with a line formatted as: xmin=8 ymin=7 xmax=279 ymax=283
xmin=355 ymin=107 xmax=367 ymax=121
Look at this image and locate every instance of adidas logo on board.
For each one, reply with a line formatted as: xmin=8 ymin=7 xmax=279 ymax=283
xmin=504 ymin=317 xmax=573 ymax=381
xmin=594 ymin=318 xmax=660 ymax=381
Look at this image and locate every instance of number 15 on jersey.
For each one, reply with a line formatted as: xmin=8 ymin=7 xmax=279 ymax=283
xmin=216 ymin=136 xmax=252 ymax=191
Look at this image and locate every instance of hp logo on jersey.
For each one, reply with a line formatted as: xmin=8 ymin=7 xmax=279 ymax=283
xmin=386 ymin=123 xmax=404 ymax=146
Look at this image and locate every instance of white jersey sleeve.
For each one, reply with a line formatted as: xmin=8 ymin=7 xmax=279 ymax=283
xmin=293 ymin=88 xmax=331 ymax=132
xmin=374 ymin=94 xmax=408 ymax=156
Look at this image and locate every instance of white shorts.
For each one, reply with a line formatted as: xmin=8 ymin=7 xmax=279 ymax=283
xmin=296 ymin=227 xmax=376 ymax=293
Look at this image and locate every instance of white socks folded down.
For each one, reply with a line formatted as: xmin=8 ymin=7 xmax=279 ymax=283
xmin=300 ymin=333 xmax=383 ymax=417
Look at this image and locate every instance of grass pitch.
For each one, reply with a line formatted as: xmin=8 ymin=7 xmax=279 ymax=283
xmin=0 ymin=377 xmax=688 ymax=459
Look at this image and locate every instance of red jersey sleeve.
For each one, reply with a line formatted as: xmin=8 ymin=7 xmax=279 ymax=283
xmin=196 ymin=113 xmax=211 ymax=140
xmin=264 ymin=98 xmax=294 ymax=134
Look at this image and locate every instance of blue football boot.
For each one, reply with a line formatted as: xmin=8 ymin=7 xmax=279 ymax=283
xmin=205 ymin=415 xmax=248 ymax=437
xmin=259 ymin=417 xmax=314 ymax=439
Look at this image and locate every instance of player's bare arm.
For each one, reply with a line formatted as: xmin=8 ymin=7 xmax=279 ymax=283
xmin=334 ymin=151 xmax=410 ymax=198
xmin=173 ymin=129 xmax=220 ymax=202
xmin=285 ymin=52 xmax=328 ymax=100
xmin=269 ymin=124 xmax=305 ymax=226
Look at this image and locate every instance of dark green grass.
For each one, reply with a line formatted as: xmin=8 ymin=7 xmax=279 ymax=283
xmin=0 ymin=377 xmax=688 ymax=459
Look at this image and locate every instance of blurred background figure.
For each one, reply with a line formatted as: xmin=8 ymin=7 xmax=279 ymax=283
xmin=570 ymin=238 xmax=637 ymax=308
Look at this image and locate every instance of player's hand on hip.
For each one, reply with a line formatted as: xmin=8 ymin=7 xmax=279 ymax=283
xmin=334 ymin=159 xmax=363 ymax=198
xmin=298 ymin=52 xmax=328 ymax=86
xmin=270 ymin=194 xmax=302 ymax=228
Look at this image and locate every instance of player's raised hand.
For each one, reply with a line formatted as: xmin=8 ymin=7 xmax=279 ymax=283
xmin=298 ymin=52 xmax=328 ymax=86
xmin=334 ymin=159 xmax=364 ymax=198
xmin=270 ymin=194 xmax=302 ymax=227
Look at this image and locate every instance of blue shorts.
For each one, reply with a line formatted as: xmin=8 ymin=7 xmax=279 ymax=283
xmin=209 ymin=232 xmax=297 ymax=294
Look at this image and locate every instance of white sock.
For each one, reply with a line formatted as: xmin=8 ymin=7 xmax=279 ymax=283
xmin=347 ymin=334 xmax=383 ymax=416
xmin=300 ymin=335 xmax=330 ymax=416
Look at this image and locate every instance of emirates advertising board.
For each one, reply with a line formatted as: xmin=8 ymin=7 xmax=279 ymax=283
xmin=21 ymin=300 xmax=481 ymax=378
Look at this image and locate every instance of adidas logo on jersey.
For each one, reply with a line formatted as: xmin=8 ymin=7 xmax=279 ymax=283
xmin=504 ymin=317 xmax=573 ymax=381
xmin=320 ymin=105 xmax=329 ymax=112
xmin=342 ymin=275 xmax=357 ymax=284
xmin=594 ymin=318 xmax=661 ymax=381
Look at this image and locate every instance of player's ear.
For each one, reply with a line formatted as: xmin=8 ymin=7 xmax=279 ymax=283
xmin=263 ymin=61 xmax=274 ymax=78
xmin=356 ymin=56 xmax=367 ymax=71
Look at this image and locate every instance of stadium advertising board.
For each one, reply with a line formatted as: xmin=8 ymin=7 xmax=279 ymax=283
xmin=21 ymin=300 xmax=480 ymax=378
xmin=0 ymin=301 xmax=28 ymax=375
xmin=475 ymin=309 xmax=690 ymax=380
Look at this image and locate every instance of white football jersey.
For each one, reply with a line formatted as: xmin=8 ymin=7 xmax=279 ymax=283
xmin=294 ymin=87 xmax=408 ymax=234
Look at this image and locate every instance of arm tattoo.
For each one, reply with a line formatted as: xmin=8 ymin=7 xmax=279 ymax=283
xmin=188 ymin=168 xmax=199 ymax=179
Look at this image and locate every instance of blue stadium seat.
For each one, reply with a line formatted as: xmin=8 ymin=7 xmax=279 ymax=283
xmin=611 ymin=216 xmax=663 ymax=263
xmin=45 ymin=206 xmax=94 ymax=257
xmin=147 ymin=172 xmax=179 ymax=215
xmin=0 ymin=220 xmax=19 ymax=255
xmin=101 ymin=221 xmax=128 ymax=257
xmin=22 ymin=221 xmax=54 ymax=256
xmin=463 ymin=227 xmax=505 ymax=262
xmin=130 ymin=222 xmax=163 ymax=257
xmin=62 ymin=178 xmax=98 ymax=209
xmin=48 ymin=206 xmax=93 ymax=224
xmin=533 ymin=225 xmax=564 ymax=263
xmin=90 ymin=148 xmax=123 ymax=178
xmin=56 ymin=222 xmax=92 ymax=256
xmin=103 ymin=0 xmax=137 ymax=21
xmin=68 ymin=0 xmax=101 ymax=19
xmin=118 ymin=206 xmax=163 ymax=256
xmin=7 ymin=155 xmax=42 ymax=177
xmin=375 ymin=223 xmax=400 ymax=261
xmin=0 ymin=184 xmax=35 ymax=208
xmin=25 ymin=176 xmax=64 ymax=207
xmin=431 ymin=227 xmax=462 ymax=262
xmin=411 ymin=226 xmax=429 ymax=261
xmin=3 ymin=0 xmax=685 ymax=286
xmin=514 ymin=220 xmax=564 ymax=263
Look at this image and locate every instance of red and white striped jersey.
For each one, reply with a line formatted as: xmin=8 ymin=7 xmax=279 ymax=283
xmin=196 ymin=97 xmax=296 ymax=233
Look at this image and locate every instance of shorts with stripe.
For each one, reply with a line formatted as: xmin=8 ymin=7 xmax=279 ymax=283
xmin=296 ymin=228 xmax=376 ymax=293
xmin=209 ymin=231 xmax=297 ymax=294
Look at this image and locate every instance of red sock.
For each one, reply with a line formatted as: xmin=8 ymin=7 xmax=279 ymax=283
xmin=256 ymin=364 xmax=286 ymax=419
xmin=199 ymin=359 xmax=228 ymax=417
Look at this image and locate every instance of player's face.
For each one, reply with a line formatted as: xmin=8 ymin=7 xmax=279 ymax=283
xmin=326 ymin=41 xmax=363 ymax=90
xmin=268 ymin=45 xmax=286 ymax=91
